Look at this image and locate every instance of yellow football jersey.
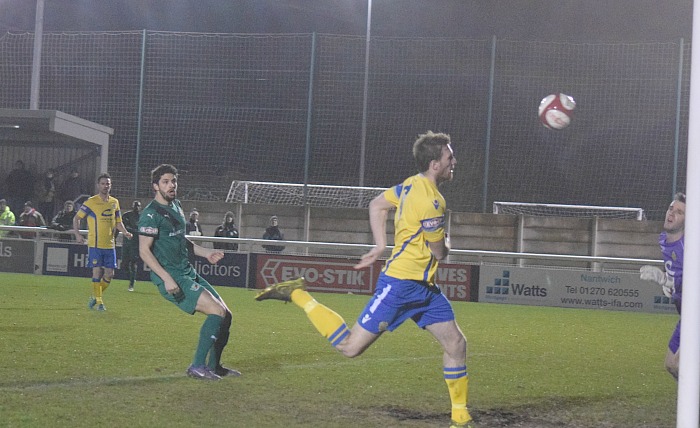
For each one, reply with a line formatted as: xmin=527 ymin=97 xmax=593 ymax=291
xmin=382 ymin=173 xmax=446 ymax=284
xmin=76 ymin=195 xmax=122 ymax=249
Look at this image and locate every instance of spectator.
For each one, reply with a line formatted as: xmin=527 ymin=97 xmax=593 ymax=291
xmin=262 ymin=215 xmax=285 ymax=253
xmin=0 ymin=198 xmax=16 ymax=238
xmin=186 ymin=209 xmax=203 ymax=236
xmin=48 ymin=200 xmax=77 ymax=241
xmin=213 ymin=211 xmax=239 ymax=251
xmin=18 ymin=201 xmax=46 ymax=239
xmin=59 ymin=168 xmax=87 ymax=205
xmin=35 ymin=168 xmax=58 ymax=221
xmin=5 ymin=160 xmax=34 ymax=218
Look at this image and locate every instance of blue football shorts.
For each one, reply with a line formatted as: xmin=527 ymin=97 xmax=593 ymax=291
xmin=87 ymin=247 xmax=117 ymax=269
xmin=356 ymin=272 xmax=455 ymax=334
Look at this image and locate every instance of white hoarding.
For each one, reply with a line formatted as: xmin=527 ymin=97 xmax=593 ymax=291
xmin=479 ymin=265 xmax=677 ymax=314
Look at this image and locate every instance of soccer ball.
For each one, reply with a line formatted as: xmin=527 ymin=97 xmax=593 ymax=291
xmin=538 ymin=93 xmax=576 ymax=130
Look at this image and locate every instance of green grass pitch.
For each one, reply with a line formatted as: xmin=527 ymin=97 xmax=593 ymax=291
xmin=0 ymin=272 xmax=677 ymax=427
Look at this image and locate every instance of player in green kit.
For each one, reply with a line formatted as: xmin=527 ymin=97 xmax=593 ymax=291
xmin=138 ymin=164 xmax=240 ymax=380
xmin=120 ymin=200 xmax=141 ymax=291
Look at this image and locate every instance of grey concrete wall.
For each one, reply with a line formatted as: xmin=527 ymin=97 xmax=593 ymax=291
xmin=192 ymin=202 xmax=663 ymax=259
xmin=126 ymin=198 xmax=663 ymax=262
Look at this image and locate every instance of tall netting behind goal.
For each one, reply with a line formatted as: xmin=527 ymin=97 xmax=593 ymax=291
xmin=226 ymin=181 xmax=387 ymax=208
xmin=0 ymin=33 xmax=689 ymax=219
xmin=493 ymin=202 xmax=645 ymax=220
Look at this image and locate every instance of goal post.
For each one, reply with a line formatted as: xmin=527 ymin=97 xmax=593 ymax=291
xmin=493 ymin=201 xmax=645 ymax=220
xmin=226 ymin=181 xmax=387 ymax=208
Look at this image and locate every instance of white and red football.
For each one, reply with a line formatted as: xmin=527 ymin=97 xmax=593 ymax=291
xmin=538 ymin=93 xmax=576 ymax=130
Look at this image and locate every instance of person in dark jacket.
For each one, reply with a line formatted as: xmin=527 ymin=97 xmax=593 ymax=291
xmin=35 ymin=168 xmax=58 ymax=221
xmin=49 ymin=200 xmax=76 ymax=240
xmin=262 ymin=215 xmax=285 ymax=253
xmin=5 ymin=160 xmax=34 ymax=218
xmin=186 ymin=209 xmax=203 ymax=236
xmin=58 ymin=168 xmax=88 ymax=206
xmin=213 ymin=211 xmax=239 ymax=251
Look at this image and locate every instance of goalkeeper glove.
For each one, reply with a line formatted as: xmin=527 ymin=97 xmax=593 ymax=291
xmin=640 ymin=265 xmax=674 ymax=298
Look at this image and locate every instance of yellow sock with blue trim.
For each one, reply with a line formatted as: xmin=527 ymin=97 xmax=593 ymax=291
xmin=290 ymin=289 xmax=349 ymax=346
xmin=92 ymin=278 xmax=103 ymax=304
xmin=100 ymin=278 xmax=110 ymax=292
xmin=444 ymin=365 xmax=471 ymax=424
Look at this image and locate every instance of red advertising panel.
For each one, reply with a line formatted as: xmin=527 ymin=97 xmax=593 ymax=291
xmin=435 ymin=263 xmax=475 ymax=302
xmin=254 ymin=254 xmax=476 ymax=302
xmin=255 ymin=254 xmax=377 ymax=295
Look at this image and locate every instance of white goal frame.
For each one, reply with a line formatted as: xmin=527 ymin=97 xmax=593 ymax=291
xmin=493 ymin=201 xmax=645 ymax=220
xmin=226 ymin=180 xmax=387 ymax=208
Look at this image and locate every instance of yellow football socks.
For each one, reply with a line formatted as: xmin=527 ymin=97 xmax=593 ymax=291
xmin=290 ymin=289 xmax=349 ymax=346
xmin=444 ymin=366 xmax=471 ymax=424
xmin=91 ymin=278 xmax=103 ymax=304
xmin=100 ymin=278 xmax=110 ymax=292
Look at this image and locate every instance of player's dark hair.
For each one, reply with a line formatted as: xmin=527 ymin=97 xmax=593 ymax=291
xmin=97 ymin=172 xmax=111 ymax=182
xmin=413 ymin=131 xmax=451 ymax=172
xmin=151 ymin=164 xmax=178 ymax=184
xmin=674 ymin=192 xmax=686 ymax=204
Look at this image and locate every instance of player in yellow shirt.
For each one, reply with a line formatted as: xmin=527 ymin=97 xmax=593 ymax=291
xmin=73 ymin=173 xmax=132 ymax=311
xmin=256 ymin=131 xmax=473 ymax=428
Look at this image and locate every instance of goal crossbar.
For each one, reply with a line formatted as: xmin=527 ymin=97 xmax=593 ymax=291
xmin=493 ymin=201 xmax=645 ymax=220
xmin=226 ymin=180 xmax=387 ymax=208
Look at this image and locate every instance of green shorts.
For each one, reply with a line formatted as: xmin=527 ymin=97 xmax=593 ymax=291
xmin=151 ymin=268 xmax=220 ymax=314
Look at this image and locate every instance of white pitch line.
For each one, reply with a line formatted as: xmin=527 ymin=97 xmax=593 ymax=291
xmin=2 ymin=352 xmax=494 ymax=390
xmin=281 ymin=355 xmax=439 ymax=369
xmin=0 ymin=373 xmax=183 ymax=392
xmin=279 ymin=350 xmax=497 ymax=370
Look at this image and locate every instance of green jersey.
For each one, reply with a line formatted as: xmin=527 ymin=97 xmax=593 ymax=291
xmin=138 ymin=199 xmax=192 ymax=275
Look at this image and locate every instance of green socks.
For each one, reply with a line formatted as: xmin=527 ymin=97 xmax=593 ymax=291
xmin=193 ymin=314 xmax=224 ymax=367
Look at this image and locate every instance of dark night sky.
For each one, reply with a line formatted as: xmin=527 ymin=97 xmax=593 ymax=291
xmin=0 ymin=0 xmax=693 ymax=42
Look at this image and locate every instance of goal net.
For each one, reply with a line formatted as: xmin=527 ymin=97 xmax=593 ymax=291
xmin=493 ymin=201 xmax=645 ymax=220
xmin=226 ymin=181 xmax=387 ymax=208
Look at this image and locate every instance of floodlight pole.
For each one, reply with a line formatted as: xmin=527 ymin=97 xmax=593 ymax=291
xmin=359 ymin=0 xmax=372 ymax=187
xmin=677 ymin=1 xmax=700 ymax=426
xmin=29 ymin=0 xmax=45 ymax=110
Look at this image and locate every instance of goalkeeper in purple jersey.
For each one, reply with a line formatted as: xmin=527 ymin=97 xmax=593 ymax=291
xmin=640 ymin=192 xmax=685 ymax=380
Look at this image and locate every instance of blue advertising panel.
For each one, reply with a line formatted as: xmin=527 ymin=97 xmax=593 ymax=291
xmin=190 ymin=253 xmax=248 ymax=288
xmin=43 ymin=243 xmax=248 ymax=287
xmin=0 ymin=238 xmax=34 ymax=273
xmin=43 ymin=243 xmax=149 ymax=280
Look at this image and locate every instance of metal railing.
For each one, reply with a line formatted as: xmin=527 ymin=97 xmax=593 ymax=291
xmin=0 ymin=225 xmax=663 ymax=272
